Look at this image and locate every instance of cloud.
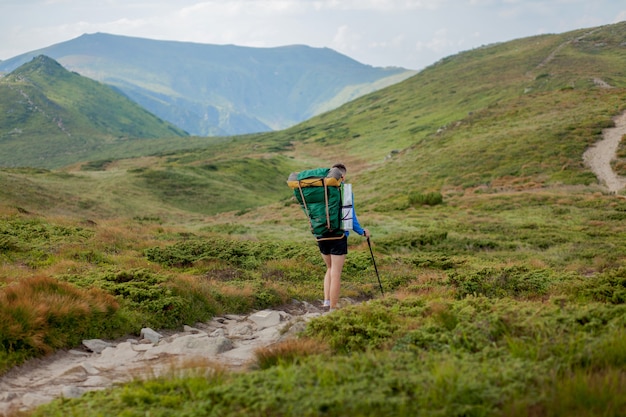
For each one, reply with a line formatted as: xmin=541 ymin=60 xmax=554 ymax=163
xmin=178 ymin=0 xmax=442 ymax=17
xmin=1 ymin=0 xmax=625 ymax=70
xmin=415 ymin=28 xmax=454 ymax=54
xmin=331 ymin=25 xmax=362 ymax=53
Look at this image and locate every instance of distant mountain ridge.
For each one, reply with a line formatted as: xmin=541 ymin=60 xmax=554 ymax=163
xmin=0 ymin=33 xmax=416 ymax=136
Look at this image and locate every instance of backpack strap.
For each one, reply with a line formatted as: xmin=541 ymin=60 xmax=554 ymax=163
xmin=296 ymin=180 xmax=315 ymax=233
xmin=323 ymin=177 xmax=331 ymax=231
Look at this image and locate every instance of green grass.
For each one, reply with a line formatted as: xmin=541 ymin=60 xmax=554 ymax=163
xmin=0 ymin=56 xmax=188 ymax=168
xmin=3 ymin=21 xmax=626 ymax=417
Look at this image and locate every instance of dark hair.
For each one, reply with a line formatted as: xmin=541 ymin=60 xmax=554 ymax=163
xmin=332 ymin=163 xmax=347 ymax=175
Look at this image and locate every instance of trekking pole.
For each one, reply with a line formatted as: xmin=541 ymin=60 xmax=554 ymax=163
xmin=367 ymin=237 xmax=384 ymax=296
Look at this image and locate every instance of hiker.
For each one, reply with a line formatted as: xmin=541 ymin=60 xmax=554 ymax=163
xmin=317 ymin=163 xmax=369 ymax=311
xmin=287 ymin=162 xmax=370 ymax=311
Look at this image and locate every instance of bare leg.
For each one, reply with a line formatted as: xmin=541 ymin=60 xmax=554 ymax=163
xmin=322 ymin=254 xmax=332 ymax=300
xmin=322 ymin=253 xmax=332 ymax=303
xmin=321 ymin=253 xmax=346 ymax=309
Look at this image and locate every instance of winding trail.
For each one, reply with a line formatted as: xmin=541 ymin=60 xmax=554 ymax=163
xmin=583 ymin=111 xmax=626 ymax=194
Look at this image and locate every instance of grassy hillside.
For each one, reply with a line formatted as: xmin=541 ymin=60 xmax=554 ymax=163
xmin=276 ymin=25 xmax=626 ymax=196
xmin=2 ymin=22 xmax=626 ymax=416
xmin=0 ymin=55 xmax=188 ymax=168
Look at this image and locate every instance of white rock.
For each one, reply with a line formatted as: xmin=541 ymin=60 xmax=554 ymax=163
xmin=148 ymin=334 xmax=233 ymax=357
xmin=81 ymin=362 xmax=100 ymax=375
xmin=82 ymin=376 xmax=112 ymax=387
xmin=68 ymin=349 xmax=90 ymax=357
xmin=0 ymin=391 xmax=17 ymax=402
xmin=140 ymin=328 xmax=163 ymax=344
xmin=229 ymin=323 xmax=254 ymax=338
xmin=82 ymin=339 xmax=113 ymax=353
xmin=210 ymin=328 xmax=226 ymax=337
xmin=249 ymin=310 xmax=281 ymax=330
xmin=131 ymin=343 xmax=154 ymax=352
xmin=61 ymin=386 xmax=85 ymax=398
xmin=20 ymin=393 xmax=52 ymax=408
xmin=183 ymin=325 xmax=203 ymax=334
xmin=93 ymin=342 xmax=140 ymax=368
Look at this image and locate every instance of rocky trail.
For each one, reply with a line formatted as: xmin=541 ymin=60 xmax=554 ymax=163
xmin=0 ymin=299 xmax=334 ymax=416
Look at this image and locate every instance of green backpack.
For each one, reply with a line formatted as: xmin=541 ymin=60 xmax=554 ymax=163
xmin=287 ymin=167 xmax=344 ymax=238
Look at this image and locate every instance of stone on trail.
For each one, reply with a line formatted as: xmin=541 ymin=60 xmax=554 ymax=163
xmin=229 ymin=323 xmax=254 ymax=338
xmin=248 ymin=310 xmax=281 ymax=330
xmin=146 ymin=334 xmax=233 ymax=359
xmin=140 ymin=328 xmax=163 ymax=344
xmin=20 ymin=393 xmax=52 ymax=409
xmin=61 ymin=386 xmax=85 ymax=399
xmin=82 ymin=339 xmax=114 ymax=353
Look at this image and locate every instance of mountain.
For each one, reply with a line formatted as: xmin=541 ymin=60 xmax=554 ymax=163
xmin=0 ymin=55 xmax=187 ymax=168
xmin=0 ymin=33 xmax=416 ymax=136
xmin=3 ymin=22 xmax=626 ymax=216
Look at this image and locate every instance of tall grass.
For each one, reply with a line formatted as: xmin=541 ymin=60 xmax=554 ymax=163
xmin=0 ymin=276 xmax=119 ymax=372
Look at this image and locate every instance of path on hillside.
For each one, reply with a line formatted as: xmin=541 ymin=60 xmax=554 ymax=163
xmin=0 ymin=299 xmax=341 ymax=416
xmin=583 ymin=111 xmax=626 ymax=193
xmin=1 ymin=111 xmax=625 ymax=416
xmin=531 ymin=28 xmax=626 ymax=193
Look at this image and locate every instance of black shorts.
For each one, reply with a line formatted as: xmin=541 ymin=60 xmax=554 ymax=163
xmin=317 ymin=234 xmax=348 ymax=255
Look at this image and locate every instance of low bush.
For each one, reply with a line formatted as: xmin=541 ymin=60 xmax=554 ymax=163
xmin=62 ymin=268 xmax=218 ymax=329
xmin=408 ymin=191 xmax=444 ymax=206
xmin=254 ymin=338 xmax=330 ymax=370
xmin=376 ymin=230 xmax=449 ymax=253
xmin=581 ymin=267 xmax=626 ymax=304
xmin=305 ymin=302 xmax=400 ymax=353
xmin=144 ymin=238 xmax=312 ymax=269
xmin=448 ymin=265 xmax=553 ymax=299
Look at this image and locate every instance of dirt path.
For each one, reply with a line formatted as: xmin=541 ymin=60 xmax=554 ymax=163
xmin=0 ymin=300 xmax=333 ymax=416
xmin=583 ymin=111 xmax=626 ymax=194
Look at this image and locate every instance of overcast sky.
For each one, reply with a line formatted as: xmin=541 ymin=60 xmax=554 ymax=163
xmin=2 ymin=0 xmax=625 ymax=70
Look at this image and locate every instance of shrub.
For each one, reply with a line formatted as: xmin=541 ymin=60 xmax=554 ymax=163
xmin=377 ymin=230 xmax=448 ymax=252
xmin=408 ymin=191 xmax=443 ymax=206
xmin=99 ymin=269 xmax=215 ymax=328
xmin=144 ymin=238 xmax=311 ymax=269
xmin=254 ymin=338 xmax=329 ymax=370
xmin=305 ymin=303 xmax=400 ymax=353
xmin=448 ymin=266 xmax=552 ymax=299
xmin=581 ymin=267 xmax=626 ymax=304
xmin=62 ymin=268 xmax=219 ymax=329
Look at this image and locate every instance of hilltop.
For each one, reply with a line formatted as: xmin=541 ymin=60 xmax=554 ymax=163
xmin=0 ymin=33 xmax=416 ymax=136
xmin=0 ymin=55 xmax=188 ymax=168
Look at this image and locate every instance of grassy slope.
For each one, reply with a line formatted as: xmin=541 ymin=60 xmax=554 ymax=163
xmin=0 ymin=56 xmax=188 ymax=169
xmin=1 ymin=23 xmax=626 ymax=416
